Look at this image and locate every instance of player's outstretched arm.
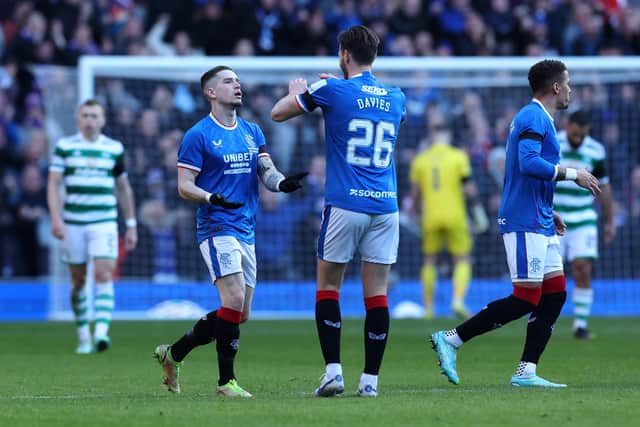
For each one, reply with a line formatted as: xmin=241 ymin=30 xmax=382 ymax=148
xmin=271 ymin=78 xmax=308 ymax=122
xmin=177 ymin=167 xmax=244 ymax=209
xmin=257 ymin=148 xmax=308 ymax=193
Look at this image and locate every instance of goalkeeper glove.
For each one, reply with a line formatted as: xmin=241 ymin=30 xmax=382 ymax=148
xmin=471 ymin=203 xmax=489 ymax=234
xmin=209 ymin=193 xmax=244 ymax=209
xmin=278 ymin=172 xmax=309 ymax=193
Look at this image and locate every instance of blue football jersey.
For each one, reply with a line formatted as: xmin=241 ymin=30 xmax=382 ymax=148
xmin=297 ymin=71 xmax=406 ymax=214
xmin=177 ymin=113 xmax=265 ymax=244
xmin=498 ymin=100 xmax=560 ymax=236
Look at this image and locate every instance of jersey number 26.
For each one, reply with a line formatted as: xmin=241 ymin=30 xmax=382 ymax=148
xmin=346 ymin=119 xmax=395 ymax=168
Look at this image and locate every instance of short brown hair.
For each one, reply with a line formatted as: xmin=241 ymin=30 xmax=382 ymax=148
xmin=337 ymin=25 xmax=379 ymax=66
xmin=80 ymin=99 xmax=104 ymax=109
xmin=200 ymin=65 xmax=233 ymax=91
xmin=528 ymin=59 xmax=567 ymax=95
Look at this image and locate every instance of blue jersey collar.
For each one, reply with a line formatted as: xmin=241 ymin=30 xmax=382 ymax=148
xmin=531 ymin=98 xmax=554 ymax=122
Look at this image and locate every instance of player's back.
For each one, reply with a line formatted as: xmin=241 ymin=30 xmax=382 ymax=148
xmin=498 ymin=101 xmax=559 ymax=235
xmin=410 ymin=143 xmax=470 ymax=228
xmin=303 ymin=72 xmax=406 ymax=214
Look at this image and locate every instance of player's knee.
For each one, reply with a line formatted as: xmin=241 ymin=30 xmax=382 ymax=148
xmin=94 ymin=268 xmax=113 ymax=284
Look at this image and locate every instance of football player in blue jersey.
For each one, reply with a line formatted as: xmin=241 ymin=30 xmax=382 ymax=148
xmin=152 ymin=65 xmax=307 ymax=398
xmin=430 ymin=59 xmax=600 ymax=388
xmin=271 ymin=25 xmax=406 ymax=397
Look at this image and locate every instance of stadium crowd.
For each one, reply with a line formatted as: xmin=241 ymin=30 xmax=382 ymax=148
xmin=1 ymin=0 xmax=640 ymax=280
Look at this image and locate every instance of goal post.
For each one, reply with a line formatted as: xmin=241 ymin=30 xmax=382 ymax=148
xmin=44 ymin=55 xmax=640 ymax=320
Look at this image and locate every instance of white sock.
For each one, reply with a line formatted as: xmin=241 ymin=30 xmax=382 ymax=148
xmin=326 ymin=363 xmax=342 ymax=378
xmin=360 ymin=373 xmax=378 ymax=388
xmin=445 ymin=329 xmax=464 ymax=348
xmin=515 ymin=361 xmax=536 ymax=377
xmin=573 ymin=288 xmax=593 ymax=330
xmin=71 ymin=287 xmax=91 ymax=343
xmin=94 ymin=282 xmax=114 ymax=338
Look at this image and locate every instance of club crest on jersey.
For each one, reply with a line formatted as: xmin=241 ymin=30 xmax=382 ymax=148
xmin=212 ymin=138 xmax=222 ymax=147
xmin=245 ymin=135 xmax=259 ymax=153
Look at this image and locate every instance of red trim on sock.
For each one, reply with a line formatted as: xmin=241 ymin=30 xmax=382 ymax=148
xmin=217 ymin=307 xmax=242 ymax=324
xmin=316 ymin=290 xmax=339 ymax=302
xmin=513 ymin=286 xmax=542 ymax=306
xmin=364 ymin=295 xmax=388 ymax=310
xmin=542 ymin=275 xmax=566 ymax=295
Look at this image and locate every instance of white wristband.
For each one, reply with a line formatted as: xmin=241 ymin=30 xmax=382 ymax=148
xmin=125 ymin=218 xmax=137 ymax=228
xmin=565 ymin=168 xmax=578 ymax=181
xmin=204 ymin=192 xmax=212 ymax=203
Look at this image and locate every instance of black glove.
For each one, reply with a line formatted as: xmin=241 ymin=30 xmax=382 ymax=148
xmin=278 ymin=172 xmax=309 ymax=193
xmin=209 ymin=193 xmax=244 ymax=209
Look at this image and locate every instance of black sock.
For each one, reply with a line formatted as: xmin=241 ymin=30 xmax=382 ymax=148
xmin=216 ymin=318 xmax=240 ymax=386
xmin=170 ymin=310 xmax=217 ymax=362
xmin=315 ymin=298 xmax=341 ymax=364
xmin=521 ymin=291 xmax=566 ymax=364
xmin=456 ymin=295 xmax=536 ymax=342
xmin=364 ymin=306 xmax=389 ymax=375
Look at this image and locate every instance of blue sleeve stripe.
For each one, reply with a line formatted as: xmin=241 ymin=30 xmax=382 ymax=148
xmin=516 ymin=232 xmax=528 ymax=279
xmin=518 ymin=132 xmax=543 ymax=142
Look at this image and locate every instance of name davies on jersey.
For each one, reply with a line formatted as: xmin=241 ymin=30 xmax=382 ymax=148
xmin=356 ymin=96 xmax=391 ymax=112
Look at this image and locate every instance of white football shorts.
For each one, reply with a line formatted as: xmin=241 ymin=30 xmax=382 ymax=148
xmin=199 ymin=235 xmax=257 ymax=288
xmin=62 ymin=221 xmax=118 ymax=264
xmin=317 ymin=206 xmax=399 ymax=264
xmin=559 ymin=225 xmax=598 ymax=261
xmin=503 ymin=231 xmax=563 ymax=282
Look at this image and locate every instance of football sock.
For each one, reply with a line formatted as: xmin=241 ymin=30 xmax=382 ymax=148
xmin=170 ymin=310 xmax=217 ymax=362
xmin=363 ymin=295 xmax=389 ymax=375
xmin=71 ymin=287 xmax=90 ymax=343
xmin=455 ymin=288 xmax=539 ymax=342
xmin=452 ymin=260 xmax=471 ymax=307
xmin=514 ymin=361 xmax=536 ymax=377
xmin=573 ymin=288 xmax=593 ymax=330
xmin=216 ymin=307 xmax=242 ymax=386
xmin=521 ymin=290 xmax=566 ymax=364
xmin=315 ymin=290 xmax=341 ymax=364
xmin=94 ymin=281 xmax=114 ymax=338
xmin=444 ymin=329 xmax=464 ymax=348
xmin=420 ymin=264 xmax=436 ymax=314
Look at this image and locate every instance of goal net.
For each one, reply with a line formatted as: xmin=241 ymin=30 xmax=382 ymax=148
xmin=46 ymin=56 xmax=640 ymax=320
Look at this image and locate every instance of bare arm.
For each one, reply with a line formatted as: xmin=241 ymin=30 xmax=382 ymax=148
xmin=46 ymin=170 xmax=65 ymax=240
xmin=177 ymin=167 xmax=209 ymax=203
xmin=599 ymin=182 xmax=616 ymax=243
xmin=115 ymin=174 xmax=138 ymax=250
xmin=271 ymin=78 xmax=308 ymax=122
xmin=257 ymin=146 xmax=285 ymax=192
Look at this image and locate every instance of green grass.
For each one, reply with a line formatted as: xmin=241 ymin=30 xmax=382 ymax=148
xmin=1 ymin=318 xmax=638 ymax=427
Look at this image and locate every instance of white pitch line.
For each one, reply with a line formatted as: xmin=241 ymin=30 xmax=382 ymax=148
xmin=5 ymin=393 xmax=114 ymax=400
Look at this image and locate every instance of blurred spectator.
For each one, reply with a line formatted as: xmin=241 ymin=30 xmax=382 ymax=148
xmin=629 ymin=165 xmax=640 ymax=219
xmin=15 ymin=164 xmax=47 ymax=276
xmin=145 ymin=14 xmax=203 ymax=56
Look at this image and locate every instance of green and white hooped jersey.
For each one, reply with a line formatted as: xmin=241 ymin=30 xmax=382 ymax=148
xmin=49 ymin=133 xmax=126 ymax=225
xmin=553 ymin=130 xmax=608 ymax=230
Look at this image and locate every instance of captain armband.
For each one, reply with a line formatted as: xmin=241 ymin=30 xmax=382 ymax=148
xmin=257 ymin=153 xmax=285 ymax=192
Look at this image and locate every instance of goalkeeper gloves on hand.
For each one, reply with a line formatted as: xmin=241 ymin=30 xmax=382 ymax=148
xmin=209 ymin=193 xmax=245 ymax=209
xmin=278 ymin=172 xmax=309 ymax=193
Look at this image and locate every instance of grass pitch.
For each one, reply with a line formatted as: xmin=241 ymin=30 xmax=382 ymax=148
xmin=1 ymin=318 xmax=638 ymax=427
